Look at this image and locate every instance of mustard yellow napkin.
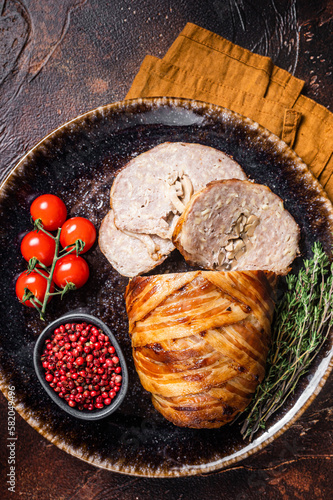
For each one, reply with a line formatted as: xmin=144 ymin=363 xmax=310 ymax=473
xmin=126 ymin=23 xmax=333 ymax=201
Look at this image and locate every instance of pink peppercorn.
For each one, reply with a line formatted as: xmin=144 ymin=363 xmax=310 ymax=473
xmin=41 ymin=321 xmax=123 ymax=411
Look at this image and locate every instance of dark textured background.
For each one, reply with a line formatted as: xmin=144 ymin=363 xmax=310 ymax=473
xmin=0 ymin=0 xmax=332 ymax=498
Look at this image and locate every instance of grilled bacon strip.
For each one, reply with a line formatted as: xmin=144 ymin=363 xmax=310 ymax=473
xmin=125 ymin=270 xmax=275 ymax=429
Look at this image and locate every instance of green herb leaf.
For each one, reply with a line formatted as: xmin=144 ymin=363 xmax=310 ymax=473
xmin=239 ymin=242 xmax=333 ymax=441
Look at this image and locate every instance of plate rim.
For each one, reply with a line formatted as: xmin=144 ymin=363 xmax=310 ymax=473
xmin=0 ymin=96 xmax=332 ymax=477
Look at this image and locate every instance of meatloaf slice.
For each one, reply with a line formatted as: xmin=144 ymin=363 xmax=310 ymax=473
xmin=99 ymin=211 xmax=174 ymax=277
xmin=172 ymin=179 xmax=300 ymax=274
xmin=111 ymin=142 xmax=247 ymax=239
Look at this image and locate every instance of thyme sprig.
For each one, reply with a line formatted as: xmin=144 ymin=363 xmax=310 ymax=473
xmin=21 ymin=219 xmax=85 ymax=320
xmin=240 ymin=242 xmax=333 ymax=441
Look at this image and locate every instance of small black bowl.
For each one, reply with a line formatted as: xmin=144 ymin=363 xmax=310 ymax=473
xmin=33 ymin=312 xmax=128 ymax=420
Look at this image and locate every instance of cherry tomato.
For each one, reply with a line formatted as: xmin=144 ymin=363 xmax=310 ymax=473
xmin=60 ymin=217 xmax=96 ymax=254
xmin=15 ymin=270 xmax=54 ymax=308
xmin=53 ymin=254 xmax=89 ymax=289
xmin=21 ymin=230 xmax=56 ymax=267
xmin=30 ymin=194 xmax=67 ymax=231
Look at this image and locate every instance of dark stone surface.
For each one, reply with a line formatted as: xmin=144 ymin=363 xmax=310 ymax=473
xmin=0 ymin=0 xmax=332 ymax=498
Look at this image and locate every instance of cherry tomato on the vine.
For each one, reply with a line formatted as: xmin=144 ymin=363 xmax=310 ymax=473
xmin=21 ymin=230 xmax=56 ymax=267
xmin=53 ymin=254 xmax=89 ymax=289
xmin=30 ymin=194 xmax=67 ymax=231
xmin=15 ymin=270 xmax=54 ymax=308
xmin=60 ymin=217 xmax=96 ymax=254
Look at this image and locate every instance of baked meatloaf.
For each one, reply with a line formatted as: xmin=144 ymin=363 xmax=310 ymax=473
xmin=173 ymin=179 xmax=300 ymax=274
xmin=125 ymin=270 xmax=276 ymax=428
xmin=99 ymin=210 xmax=174 ymax=277
xmin=111 ymin=142 xmax=247 ymax=240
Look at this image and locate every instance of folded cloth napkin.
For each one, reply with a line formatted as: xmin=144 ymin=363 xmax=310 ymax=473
xmin=126 ymin=23 xmax=333 ymax=202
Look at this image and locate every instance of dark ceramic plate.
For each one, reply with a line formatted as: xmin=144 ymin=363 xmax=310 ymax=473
xmin=0 ymin=97 xmax=332 ymax=477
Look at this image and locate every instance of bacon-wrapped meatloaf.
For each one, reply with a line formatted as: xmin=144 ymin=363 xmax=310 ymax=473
xmin=125 ymin=270 xmax=276 ymax=428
